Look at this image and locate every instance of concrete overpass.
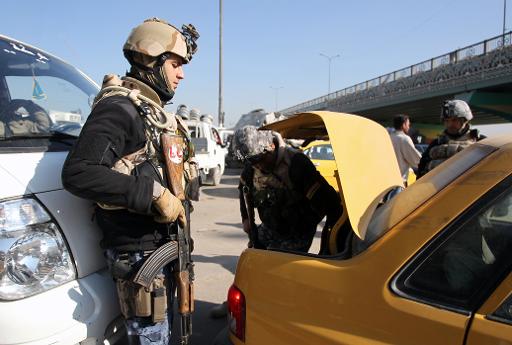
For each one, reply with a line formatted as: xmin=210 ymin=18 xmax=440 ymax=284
xmin=280 ymin=32 xmax=512 ymax=132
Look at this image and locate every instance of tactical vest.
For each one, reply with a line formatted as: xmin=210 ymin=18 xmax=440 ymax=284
xmin=93 ymin=75 xmax=198 ymax=210
xmin=427 ymin=129 xmax=478 ymax=172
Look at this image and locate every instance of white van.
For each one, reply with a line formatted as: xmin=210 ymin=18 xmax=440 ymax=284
xmin=0 ymin=35 xmax=123 ymax=344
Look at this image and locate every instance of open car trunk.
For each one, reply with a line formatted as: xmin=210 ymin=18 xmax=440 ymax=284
xmin=263 ymin=111 xmax=403 ymax=240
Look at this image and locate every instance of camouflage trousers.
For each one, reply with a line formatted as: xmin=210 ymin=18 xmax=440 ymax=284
xmin=105 ymin=250 xmax=175 ymax=345
xmin=257 ymin=223 xmax=313 ymax=253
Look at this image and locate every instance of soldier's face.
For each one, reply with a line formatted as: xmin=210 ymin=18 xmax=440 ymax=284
xmin=252 ymin=144 xmax=277 ymax=171
xmin=444 ymin=117 xmax=464 ymax=135
xmin=163 ymin=54 xmax=185 ymax=91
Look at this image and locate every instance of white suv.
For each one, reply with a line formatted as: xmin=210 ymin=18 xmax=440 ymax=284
xmin=0 ymin=35 xmax=123 ymax=344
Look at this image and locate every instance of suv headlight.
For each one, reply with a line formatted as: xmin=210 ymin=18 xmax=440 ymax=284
xmin=0 ymin=198 xmax=75 ymax=300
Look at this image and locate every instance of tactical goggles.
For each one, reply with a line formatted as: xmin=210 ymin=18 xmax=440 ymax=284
xmin=182 ymin=24 xmax=199 ymax=62
xmin=441 ymin=101 xmax=454 ymax=118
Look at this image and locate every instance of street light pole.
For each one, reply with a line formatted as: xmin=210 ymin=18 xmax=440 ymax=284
xmin=319 ymin=53 xmax=340 ymax=95
xmin=270 ymin=86 xmax=283 ymax=112
xmin=218 ymin=0 xmax=224 ymax=127
xmin=504 ymin=0 xmax=508 ymax=36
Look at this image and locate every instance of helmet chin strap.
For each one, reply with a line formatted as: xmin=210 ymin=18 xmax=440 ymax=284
xmin=157 ymin=65 xmax=176 ymax=102
xmin=456 ymin=122 xmax=470 ymax=136
xmin=128 ymin=65 xmax=175 ymax=104
xmin=445 ymin=121 xmax=469 ymax=138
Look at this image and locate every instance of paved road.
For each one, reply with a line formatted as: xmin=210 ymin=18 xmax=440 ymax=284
xmin=171 ymin=168 xmax=246 ymax=345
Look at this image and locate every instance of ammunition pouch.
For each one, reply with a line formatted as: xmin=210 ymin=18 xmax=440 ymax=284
xmin=427 ymin=136 xmax=476 ymax=172
xmin=116 ymin=273 xmax=168 ymax=323
xmin=113 ymin=240 xmax=179 ymax=323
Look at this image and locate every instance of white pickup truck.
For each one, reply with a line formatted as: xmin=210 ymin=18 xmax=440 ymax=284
xmin=185 ymin=116 xmax=227 ymax=186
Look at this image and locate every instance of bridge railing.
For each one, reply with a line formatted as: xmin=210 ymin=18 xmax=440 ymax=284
xmin=281 ymin=31 xmax=512 ymax=115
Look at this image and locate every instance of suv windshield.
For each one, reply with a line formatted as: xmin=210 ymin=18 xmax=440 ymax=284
xmin=0 ymin=36 xmax=98 ymax=151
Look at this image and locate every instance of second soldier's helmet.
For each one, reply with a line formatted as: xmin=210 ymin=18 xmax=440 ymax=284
xmin=441 ymin=100 xmax=473 ymax=122
xmin=232 ymin=126 xmax=274 ymax=162
xmin=123 ymin=18 xmax=199 ymax=102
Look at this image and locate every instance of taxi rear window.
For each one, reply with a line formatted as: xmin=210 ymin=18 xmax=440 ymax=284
xmin=357 ymin=143 xmax=498 ymax=253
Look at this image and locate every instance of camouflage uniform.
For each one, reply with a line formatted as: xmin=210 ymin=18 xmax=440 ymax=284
xmin=105 ymin=249 xmax=175 ymax=345
xmin=418 ymin=100 xmax=486 ymax=177
xmin=234 ymin=126 xmax=343 ymax=253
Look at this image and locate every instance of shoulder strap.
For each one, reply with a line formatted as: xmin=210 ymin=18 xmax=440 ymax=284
xmin=93 ymin=74 xmax=178 ymax=132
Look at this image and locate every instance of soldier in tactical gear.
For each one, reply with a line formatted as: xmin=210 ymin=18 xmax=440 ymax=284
xmin=61 ymin=18 xmax=199 ymax=345
xmin=209 ymin=125 xmax=344 ymax=319
xmin=233 ymin=125 xmax=343 ymax=253
xmin=418 ymin=99 xmax=486 ymax=177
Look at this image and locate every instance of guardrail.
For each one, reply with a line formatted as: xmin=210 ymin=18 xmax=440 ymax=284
xmin=281 ymin=31 xmax=512 ymax=115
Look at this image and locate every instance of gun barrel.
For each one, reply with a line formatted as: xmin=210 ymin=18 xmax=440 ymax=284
xmin=180 ymin=313 xmax=192 ymax=345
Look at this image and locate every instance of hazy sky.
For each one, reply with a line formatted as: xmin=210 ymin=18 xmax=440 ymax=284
xmin=1 ymin=0 xmax=508 ymax=127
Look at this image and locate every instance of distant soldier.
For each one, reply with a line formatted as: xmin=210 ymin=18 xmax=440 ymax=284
xmin=418 ymin=100 xmax=486 ymax=177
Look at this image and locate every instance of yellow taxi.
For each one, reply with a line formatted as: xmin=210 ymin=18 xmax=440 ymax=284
xmin=302 ymin=140 xmax=338 ymax=191
xmin=215 ymin=111 xmax=512 ymax=345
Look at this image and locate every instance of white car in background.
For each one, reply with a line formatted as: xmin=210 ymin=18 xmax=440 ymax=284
xmin=0 ymin=35 xmax=123 ymax=344
xmin=185 ymin=114 xmax=227 ymax=186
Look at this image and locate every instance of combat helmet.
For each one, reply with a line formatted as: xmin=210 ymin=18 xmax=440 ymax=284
xmin=123 ymin=18 xmax=199 ymax=102
xmin=232 ymin=126 xmax=274 ymax=162
xmin=441 ymin=100 xmax=473 ymax=122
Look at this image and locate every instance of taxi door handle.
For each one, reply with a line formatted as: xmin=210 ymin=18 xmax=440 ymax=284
xmin=313 ymin=162 xmax=320 ymax=166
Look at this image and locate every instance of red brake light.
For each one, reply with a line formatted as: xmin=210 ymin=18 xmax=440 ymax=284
xmin=228 ymin=284 xmax=246 ymax=341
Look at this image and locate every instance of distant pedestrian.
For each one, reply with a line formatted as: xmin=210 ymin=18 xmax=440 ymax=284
xmin=418 ymin=100 xmax=486 ymax=177
xmin=389 ymin=114 xmax=421 ymax=185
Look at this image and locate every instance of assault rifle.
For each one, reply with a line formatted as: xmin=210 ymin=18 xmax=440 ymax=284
xmin=161 ymin=132 xmax=194 ymax=345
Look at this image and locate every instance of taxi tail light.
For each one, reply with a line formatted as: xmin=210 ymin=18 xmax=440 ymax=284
xmin=228 ymin=284 xmax=246 ymax=341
